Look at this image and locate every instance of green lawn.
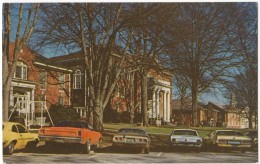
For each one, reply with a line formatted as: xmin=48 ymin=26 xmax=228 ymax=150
xmin=103 ymin=123 xmax=245 ymax=138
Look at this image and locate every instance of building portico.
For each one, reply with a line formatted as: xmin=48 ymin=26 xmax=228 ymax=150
xmin=148 ymin=78 xmax=172 ymax=122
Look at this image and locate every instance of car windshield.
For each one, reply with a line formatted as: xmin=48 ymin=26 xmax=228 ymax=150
xmin=119 ymin=129 xmax=145 ymax=134
xmin=216 ymin=131 xmax=243 ymax=136
xmin=55 ymin=121 xmax=88 ymax=128
xmin=173 ymin=130 xmax=197 ymax=136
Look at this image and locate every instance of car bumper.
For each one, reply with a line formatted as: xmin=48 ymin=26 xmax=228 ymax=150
xmin=216 ymin=144 xmax=251 ymax=149
xmin=39 ymin=135 xmax=82 ymax=144
xmin=112 ymin=142 xmax=149 ymax=149
xmin=171 ymin=142 xmax=202 ymax=148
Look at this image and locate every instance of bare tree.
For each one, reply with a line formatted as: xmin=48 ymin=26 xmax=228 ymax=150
xmin=225 ymin=3 xmax=257 ymax=129
xmin=164 ymin=3 xmax=240 ymax=126
xmin=36 ymin=3 xmax=160 ymax=131
xmin=125 ymin=4 xmax=175 ymax=126
xmin=2 ymin=3 xmax=39 ymax=121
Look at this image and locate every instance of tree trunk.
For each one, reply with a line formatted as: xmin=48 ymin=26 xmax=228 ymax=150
xmin=2 ymin=3 xmax=11 ymax=122
xmin=141 ymin=69 xmax=149 ymax=127
xmin=92 ymin=100 xmax=104 ymax=131
xmin=192 ymin=80 xmax=199 ymax=127
xmin=248 ymin=111 xmax=253 ymax=129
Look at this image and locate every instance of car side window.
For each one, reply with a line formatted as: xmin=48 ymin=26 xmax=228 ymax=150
xmin=88 ymin=124 xmax=94 ymax=131
xmin=16 ymin=124 xmax=28 ymax=133
xmin=12 ymin=125 xmax=19 ymax=133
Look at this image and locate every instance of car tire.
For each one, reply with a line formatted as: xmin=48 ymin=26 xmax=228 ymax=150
xmin=144 ymin=148 xmax=150 ymax=154
xmin=195 ymin=147 xmax=200 ymax=153
xmin=25 ymin=140 xmax=39 ymax=152
xmin=5 ymin=141 xmax=15 ymax=155
xmin=82 ymin=141 xmax=91 ymax=154
xmin=241 ymin=150 xmax=246 ymax=153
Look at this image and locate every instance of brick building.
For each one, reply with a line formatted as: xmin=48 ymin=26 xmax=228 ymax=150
xmin=49 ymin=52 xmax=173 ymax=123
xmin=8 ymin=44 xmax=72 ymax=128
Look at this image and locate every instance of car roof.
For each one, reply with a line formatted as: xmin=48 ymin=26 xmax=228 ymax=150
xmin=173 ymin=129 xmax=197 ymax=131
xmin=215 ymin=130 xmax=240 ymax=132
xmin=3 ymin=121 xmax=20 ymax=125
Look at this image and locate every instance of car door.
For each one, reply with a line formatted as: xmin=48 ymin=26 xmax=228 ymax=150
xmin=10 ymin=125 xmax=24 ymax=150
xmin=16 ymin=124 xmax=34 ymax=149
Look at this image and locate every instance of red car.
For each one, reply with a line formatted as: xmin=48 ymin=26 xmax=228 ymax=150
xmin=39 ymin=120 xmax=102 ymax=154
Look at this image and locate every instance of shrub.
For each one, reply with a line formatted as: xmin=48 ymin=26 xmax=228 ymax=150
xmin=46 ymin=105 xmax=80 ymax=124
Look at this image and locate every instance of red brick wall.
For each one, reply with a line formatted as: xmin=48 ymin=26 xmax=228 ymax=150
xmin=9 ymin=44 xmax=70 ymax=110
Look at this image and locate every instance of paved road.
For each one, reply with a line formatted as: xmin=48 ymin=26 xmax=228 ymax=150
xmin=3 ymin=147 xmax=258 ymax=163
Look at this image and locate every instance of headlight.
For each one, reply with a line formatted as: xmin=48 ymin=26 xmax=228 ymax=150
xmin=197 ymin=139 xmax=202 ymax=143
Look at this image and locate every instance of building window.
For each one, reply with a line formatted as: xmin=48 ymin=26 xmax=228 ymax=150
xmin=148 ymin=90 xmax=153 ymax=100
xmin=58 ymin=96 xmax=64 ymax=105
xmin=73 ymin=70 xmax=82 ymax=89
xmin=39 ymin=71 xmax=47 ymax=90
xmin=14 ymin=61 xmax=27 ymax=80
xmin=59 ymin=74 xmax=65 ymax=89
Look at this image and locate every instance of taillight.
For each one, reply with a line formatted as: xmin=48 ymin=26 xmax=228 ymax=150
xmin=39 ymin=129 xmax=44 ymax=134
xmin=217 ymin=139 xmax=227 ymax=144
xmin=114 ymin=137 xmax=123 ymax=141
xmin=242 ymin=140 xmax=252 ymax=144
xmin=78 ymin=131 xmax=82 ymax=136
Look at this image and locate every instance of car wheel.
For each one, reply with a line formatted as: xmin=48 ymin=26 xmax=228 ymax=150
xmin=144 ymin=148 xmax=150 ymax=154
xmin=82 ymin=141 xmax=91 ymax=154
xmin=195 ymin=147 xmax=200 ymax=153
xmin=5 ymin=141 xmax=15 ymax=155
xmin=241 ymin=150 xmax=246 ymax=153
xmin=26 ymin=140 xmax=39 ymax=152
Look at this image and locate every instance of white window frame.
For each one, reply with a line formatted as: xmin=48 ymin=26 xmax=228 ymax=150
xmin=73 ymin=70 xmax=82 ymax=89
xmin=59 ymin=74 xmax=65 ymax=89
xmin=14 ymin=61 xmax=27 ymax=80
xmin=39 ymin=71 xmax=47 ymax=90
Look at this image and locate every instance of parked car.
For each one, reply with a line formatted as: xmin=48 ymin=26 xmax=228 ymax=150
xmin=39 ymin=120 xmax=102 ymax=154
xmin=170 ymin=129 xmax=202 ymax=152
xmin=112 ymin=128 xmax=151 ymax=154
xmin=3 ymin=122 xmax=39 ymax=155
xmin=203 ymin=130 xmax=252 ymax=153
xmin=244 ymin=130 xmax=258 ymax=150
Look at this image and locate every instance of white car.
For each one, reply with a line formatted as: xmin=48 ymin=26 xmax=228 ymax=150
xmin=170 ymin=129 xmax=202 ymax=152
xmin=203 ymin=130 xmax=252 ymax=153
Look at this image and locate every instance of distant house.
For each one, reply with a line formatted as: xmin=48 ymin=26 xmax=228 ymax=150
xmin=172 ymin=97 xmax=207 ymax=126
xmin=172 ymin=94 xmax=255 ymax=129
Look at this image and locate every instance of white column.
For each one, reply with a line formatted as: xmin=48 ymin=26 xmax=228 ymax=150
xmin=10 ymin=86 xmax=14 ymax=107
xmin=156 ymin=90 xmax=160 ymax=117
xmin=163 ymin=91 xmax=167 ymax=122
xmin=152 ymin=89 xmax=156 ymax=119
xmin=167 ymin=91 xmax=171 ymax=122
xmin=80 ymin=109 xmax=83 ymax=118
